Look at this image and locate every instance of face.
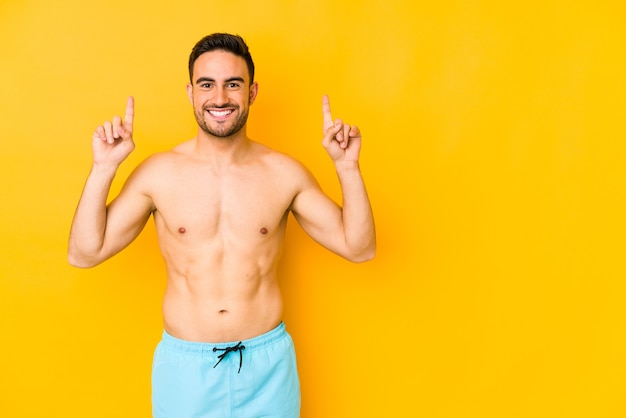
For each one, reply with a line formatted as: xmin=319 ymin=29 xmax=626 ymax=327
xmin=187 ymin=50 xmax=258 ymax=138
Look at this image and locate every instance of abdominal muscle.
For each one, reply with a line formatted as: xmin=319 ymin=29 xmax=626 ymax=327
xmin=156 ymin=222 xmax=286 ymax=343
xmin=161 ymin=271 xmax=284 ymax=343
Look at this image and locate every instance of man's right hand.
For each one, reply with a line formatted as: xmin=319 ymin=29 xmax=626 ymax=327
xmin=92 ymin=96 xmax=135 ymax=167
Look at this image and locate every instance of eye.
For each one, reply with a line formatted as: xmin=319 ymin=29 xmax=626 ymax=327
xmin=200 ymin=82 xmax=214 ymax=89
xmin=227 ymin=82 xmax=241 ymax=89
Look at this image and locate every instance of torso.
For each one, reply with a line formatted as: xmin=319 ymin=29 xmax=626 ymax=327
xmin=141 ymin=139 xmax=307 ymax=342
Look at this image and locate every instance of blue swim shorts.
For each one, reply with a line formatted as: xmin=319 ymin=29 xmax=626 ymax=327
xmin=151 ymin=322 xmax=300 ymax=418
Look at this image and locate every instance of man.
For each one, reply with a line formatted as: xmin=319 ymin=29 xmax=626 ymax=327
xmin=68 ymin=33 xmax=375 ymax=418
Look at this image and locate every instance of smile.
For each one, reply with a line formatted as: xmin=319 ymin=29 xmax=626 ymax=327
xmin=208 ymin=109 xmax=234 ymax=118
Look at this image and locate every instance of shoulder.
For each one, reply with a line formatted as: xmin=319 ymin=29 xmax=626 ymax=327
xmin=124 ymin=145 xmax=191 ymax=191
xmin=253 ymin=142 xmax=313 ymax=180
xmin=250 ymin=143 xmax=321 ymax=205
xmin=129 ymin=151 xmax=174 ymax=179
xmin=134 ymin=140 xmax=196 ymax=173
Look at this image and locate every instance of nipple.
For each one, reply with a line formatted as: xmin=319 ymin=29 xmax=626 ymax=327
xmin=260 ymin=227 xmax=268 ymax=235
xmin=178 ymin=227 xmax=186 ymax=234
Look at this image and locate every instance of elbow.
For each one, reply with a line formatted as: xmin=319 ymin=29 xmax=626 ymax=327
xmin=345 ymin=228 xmax=376 ymax=263
xmin=353 ymin=249 xmax=376 ymax=263
xmin=346 ymin=243 xmax=376 ymax=263
xmin=67 ymin=248 xmax=100 ymax=269
xmin=67 ymin=236 xmax=109 ymax=268
xmin=68 ymin=255 xmax=95 ymax=269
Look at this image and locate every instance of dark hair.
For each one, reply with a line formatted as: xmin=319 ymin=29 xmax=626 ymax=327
xmin=188 ymin=33 xmax=255 ymax=84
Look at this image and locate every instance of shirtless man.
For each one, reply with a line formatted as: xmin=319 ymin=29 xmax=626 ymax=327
xmin=68 ymin=33 xmax=375 ymax=418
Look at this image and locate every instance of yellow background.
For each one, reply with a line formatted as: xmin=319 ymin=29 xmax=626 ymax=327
xmin=2 ymin=0 xmax=626 ymax=416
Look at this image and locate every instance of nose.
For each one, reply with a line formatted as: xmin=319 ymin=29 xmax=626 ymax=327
xmin=213 ymin=86 xmax=228 ymax=106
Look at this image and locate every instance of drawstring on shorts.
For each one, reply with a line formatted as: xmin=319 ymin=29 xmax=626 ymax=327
xmin=213 ymin=341 xmax=246 ymax=373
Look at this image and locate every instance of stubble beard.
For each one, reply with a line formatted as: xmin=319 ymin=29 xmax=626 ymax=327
xmin=195 ymin=104 xmax=250 ymax=139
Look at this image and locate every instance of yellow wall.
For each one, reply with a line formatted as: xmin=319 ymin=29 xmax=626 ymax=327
xmin=2 ymin=0 xmax=626 ymax=416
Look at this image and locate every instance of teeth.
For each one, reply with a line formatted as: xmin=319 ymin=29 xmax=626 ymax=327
xmin=209 ymin=109 xmax=232 ymax=117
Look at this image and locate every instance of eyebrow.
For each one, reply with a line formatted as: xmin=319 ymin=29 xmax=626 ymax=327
xmin=195 ymin=76 xmax=246 ymax=85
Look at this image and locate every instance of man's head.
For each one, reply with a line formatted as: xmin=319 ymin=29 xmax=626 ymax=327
xmin=187 ymin=33 xmax=258 ymax=139
xmin=188 ymin=33 xmax=255 ymax=85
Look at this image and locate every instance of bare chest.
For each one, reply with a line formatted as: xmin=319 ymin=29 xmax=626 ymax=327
xmin=150 ymin=166 xmax=294 ymax=238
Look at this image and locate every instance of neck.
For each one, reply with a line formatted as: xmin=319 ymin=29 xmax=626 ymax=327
xmin=193 ymin=127 xmax=251 ymax=167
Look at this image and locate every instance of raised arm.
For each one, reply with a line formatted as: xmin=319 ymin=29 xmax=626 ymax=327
xmin=291 ymin=95 xmax=376 ymax=262
xmin=68 ymin=97 xmax=153 ymax=268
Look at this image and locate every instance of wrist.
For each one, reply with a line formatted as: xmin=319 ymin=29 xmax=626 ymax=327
xmin=91 ymin=161 xmax=120 ymax=177
xmin=334 ymin=160 xmax=360 ymax=172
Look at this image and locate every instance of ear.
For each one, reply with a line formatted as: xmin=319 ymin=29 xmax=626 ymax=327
xmin=186 ymin=83 xmax=193 ymax=104
xmin=249 ymin=82 xmax=259 ymax=105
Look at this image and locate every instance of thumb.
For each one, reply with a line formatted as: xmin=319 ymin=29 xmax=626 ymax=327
xmin=322 ymin=121 xmax=343 ymax=148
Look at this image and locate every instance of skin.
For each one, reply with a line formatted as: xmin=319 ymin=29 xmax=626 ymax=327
xmin=68 ymin=50 xmax=376 ymax=342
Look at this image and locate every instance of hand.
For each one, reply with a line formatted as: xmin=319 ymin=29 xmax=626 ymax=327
xmin=321 ymin=95 xmax=362 ymax=163
xmin=91 ymin=96 xmax=135 ymax=167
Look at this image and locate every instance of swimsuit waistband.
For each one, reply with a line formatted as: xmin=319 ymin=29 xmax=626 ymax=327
xmin=159 ymin=322 xmax=287 ymax=355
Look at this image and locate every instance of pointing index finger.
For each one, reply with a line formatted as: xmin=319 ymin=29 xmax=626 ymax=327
xmin=322 ymin=95 xmax=333 ymax=132
xmin=124 ymin=96 xmax=135 ymax=128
